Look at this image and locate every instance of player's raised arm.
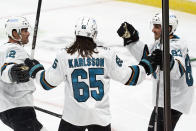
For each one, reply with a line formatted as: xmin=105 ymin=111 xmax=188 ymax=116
xmin=117 ymin=22 xmax=149 ymax=61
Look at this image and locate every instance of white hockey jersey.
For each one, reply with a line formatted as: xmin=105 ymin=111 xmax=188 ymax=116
xmin=0 ymin=43 xmax=35 ymax=113
xmin=126 ymin=35 xmax=194 ymax=114
xmin=35 ymin=44 xmax=148 ymax=126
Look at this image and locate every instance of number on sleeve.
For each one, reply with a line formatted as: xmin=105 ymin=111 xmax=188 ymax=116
xmin=7 ymin=50 xmax=16 ymax=58
xmin=52 ymin=59 xmax=58 ymax=69
xmin=171 ymin=49 xmax=182 ymax=57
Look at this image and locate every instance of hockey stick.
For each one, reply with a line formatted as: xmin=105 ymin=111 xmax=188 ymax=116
xmin=30 ymin=0 xmax=58 ymax=119
xmin=190 ymin=58 xmax=196 ymax=62
xmin=34 ymin=106 xmax=62 ymax=118
xmin=31 ymin=0 xmax=42 ymax=59
xmin=154 ymin=66 xmax=161 ymax=131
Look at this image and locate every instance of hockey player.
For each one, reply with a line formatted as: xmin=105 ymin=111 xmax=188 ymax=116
xmin=0 ymin=16 xmax=47 ymax=131
xmin=24 ymin=16 xmax=158 ymax=131
xmin=117 ymin=13 xmax=194 ymax=131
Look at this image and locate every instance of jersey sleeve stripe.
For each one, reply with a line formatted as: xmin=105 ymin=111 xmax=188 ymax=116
xmin=40 ymin=71 xmax=56 ymax=90
xmin=125 ymin=65 xmax=140 ymax=85
xmin=142 ymin=44 xmax=149 ymax=59
xmin=29 ymin=64 xmax=44 ymax=77
xmin=140 ymin=59 xmax=153 ymax=74
xmin=1 ymin=63 xmax=15 ymax=75
xmin=175 ymin=59 xmax=185 ymax=77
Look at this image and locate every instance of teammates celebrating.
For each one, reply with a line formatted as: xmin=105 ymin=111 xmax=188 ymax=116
xmin=0 ymin=12 xmax=194 ymax=131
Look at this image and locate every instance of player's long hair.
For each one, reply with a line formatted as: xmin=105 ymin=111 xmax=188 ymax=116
xmin=66 ymin=36 xmax=98 ymax=57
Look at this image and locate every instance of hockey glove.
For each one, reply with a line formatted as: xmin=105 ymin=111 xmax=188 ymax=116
xmin=151 ymin=49 xmax=174 ymax=70
xmin=139 ymin=56 xmax=157 ymax=75
xmin=24 ymin=58 xmax=44 ymax=78
xmin=10 ymin=64 xmax=30 ymax=83
xmin=117 ymin=22 xmax=139 ymax=46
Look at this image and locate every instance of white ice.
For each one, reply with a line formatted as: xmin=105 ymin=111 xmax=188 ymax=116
xmin=0 ymin=0 xmax=196 ymax=131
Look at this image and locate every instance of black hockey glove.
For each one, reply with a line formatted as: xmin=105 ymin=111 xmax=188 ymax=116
xmin=24 ymin=58 xmax=44 ymax=78
xmin=151 ymin=49 xmax=174 ymax=70
xmin=139 ymin=55 xmax=157 ymax=75
xmin=117 ymin=22 xmax=139 ymax=46
xmin=10 ymin=64 xmax=30 ymax=83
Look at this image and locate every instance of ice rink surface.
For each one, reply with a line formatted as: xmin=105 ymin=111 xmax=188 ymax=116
xmin=0 ymin=0 xmax=196 ymax=130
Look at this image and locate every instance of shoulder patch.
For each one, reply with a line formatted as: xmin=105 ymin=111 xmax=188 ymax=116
xmin=7 ymin=50 xmax=16 ymax=58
